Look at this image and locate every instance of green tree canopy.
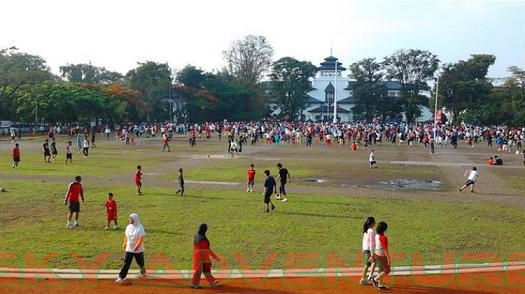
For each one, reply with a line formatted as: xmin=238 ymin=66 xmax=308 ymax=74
xmin=384 ymin=49 xmax=440 ymax=123
xmin=268 ymin=57 xmax=317 ymax=121
xmin=59 ymin=63 xmax=123 ymax=84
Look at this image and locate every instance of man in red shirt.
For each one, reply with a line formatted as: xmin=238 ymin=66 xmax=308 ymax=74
xmin=105 ymin=192 xmax=118 ymax=230
xmin=246 ymin=164 xmax=256 ymax=192
xmin=135 ymin=165 xmax=143 ymax=195
xmin=12 ymin=143 xmax=20 ymax=168
xmin=64 ymin=176 xmax=84 ymax=229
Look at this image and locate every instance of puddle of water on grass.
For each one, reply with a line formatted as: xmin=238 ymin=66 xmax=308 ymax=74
xmin=302 ymin=178 xmax=328 ymax=183
xmin=373 ymin=179 xmax=443 ymax=191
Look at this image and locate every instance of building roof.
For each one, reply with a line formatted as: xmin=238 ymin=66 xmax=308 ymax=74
xmin=305 ymin=95 xmax=323 ymax=104
xmin=319 ymin=56 xmax=346 ymax=72
xmin=344 ymin=80 xmax=402 ymax=90
xmin=308 ymin=104 xmax=351 ymax=113
xmin=338 ymin=96 xmax=358 ymax=104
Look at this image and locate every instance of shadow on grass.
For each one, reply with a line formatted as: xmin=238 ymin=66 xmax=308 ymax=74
xmin=279 ymin=211 xmax=360 ymax=219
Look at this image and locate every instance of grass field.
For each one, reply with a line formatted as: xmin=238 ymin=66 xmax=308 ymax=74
xmin=0 ymin=135 xmax=523 ymax=271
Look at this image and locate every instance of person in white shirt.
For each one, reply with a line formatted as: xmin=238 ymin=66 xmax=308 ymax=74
xmin=115 ymin=213 xmax=146 ymax=283
xmin=369 ymin=149 xmax=377 ymax=168
xmin=360 ymin=216 xmax=376 ymax=285
xmin=459 ymin=167 xmax=479 ymax=193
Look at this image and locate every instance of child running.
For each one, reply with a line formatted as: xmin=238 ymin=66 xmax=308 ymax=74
xmin=459 ymin=166 xmax=479 ymax=193
xmin=246 ymin=164 xmax=256 ymax=192
xmin=135 ymin=165 xmax=143 ymax=195
xmin=105 ymin=193 xmax=118 ymax=230
xmin=360 ymin=216 xmax=376 ymax=285
xmin=276 ymin=163 xmax=290 ymax=202
xmin=12 ymin=143 xmax=20 ymax=168
xmin=370 ymin=221 xmax=390 ymax=290
xmin=175 ymin=168 xmax=185 ymax=196
xmin=369 ymin=149 xmax=377 ymax=168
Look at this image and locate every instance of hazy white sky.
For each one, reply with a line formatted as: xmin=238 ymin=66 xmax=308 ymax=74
xmin=2 ymin=0 xmax=524 ymax=78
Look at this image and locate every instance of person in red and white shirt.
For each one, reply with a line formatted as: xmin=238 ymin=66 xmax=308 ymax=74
xmin=246 ymin=164 xmax=256 ymax=192
xmin=135 ymin=165 xmax=143 ymax=195
xmin=371 ymin=222 xmax=390 ymax=289
xmin=64 ymin=176 xmax=84 ymax=229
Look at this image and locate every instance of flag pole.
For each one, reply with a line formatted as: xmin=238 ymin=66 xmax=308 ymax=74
xmin=333 ymin=56 xmax=338 ymax=123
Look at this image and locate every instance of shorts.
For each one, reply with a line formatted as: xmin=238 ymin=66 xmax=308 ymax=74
xmin=363 ymin=250 xmax=372 ymax=266
xmin=68 ymin=201 xmax=80 ymax=213
xmin=107 ymin=214 xmax=117 ymax=221
xmin=247 ymin=179 xmax=255 ymax=186
xmin=375 ymin=255 xmax=391 ymax=275
xmin=370 ymin=160 xmax=376 ymax=164
xmin=66 ymin=153 xmax=72 ymax=159
xmin=135 ymin=180 xmax=142 ymax=186
xmin=264 ymin=193 xmax=272 ymax=204
xmin=44 ymin=151 xmax=51 ymax=156
xmin=464 ymin=180 xmax=475 ymax=186
xmin=13 ymin=157 xmax=20 ymax=162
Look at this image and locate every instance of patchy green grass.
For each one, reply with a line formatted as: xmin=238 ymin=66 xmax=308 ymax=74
xmin=0 ymin=179 xmax=523 ymax=271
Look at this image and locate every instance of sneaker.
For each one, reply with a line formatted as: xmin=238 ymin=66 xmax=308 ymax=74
xmin=271 ymin=204 xmax=276 ymax=211
xmin=370 ymin=277 xmax=379 ymax=288
xmin=67 ymin=223 xmax=72 ymax=229
xmin=115 ymin=277 xmax=125 ymax=283
xmin=275 ymin=195 xmax=281 ymax=200
xmin=281 ymin=198 xmax=288 ymax=202
xmin=138 ymin=273 xmax=147 ymax=279
xmin=74 ymin=222 xmax=79 ymax=227
xmin=104 ymin=227 xmax=109 ymax=230
xmin=191 ymin=284 xmax=201 ymax=289
xmin=378 ymin=284 xmax=388 ymax=289
xmin=210 ymin=280 xmax=220 ymax=286
xmin=113 ymin=225 xmax=119 ymax=229
xmin=246 ymin=188 xmax=250 ymax=192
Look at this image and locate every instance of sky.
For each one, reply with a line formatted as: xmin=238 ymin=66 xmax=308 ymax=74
xmin=1 ymin=0 xmax=524 ymax=78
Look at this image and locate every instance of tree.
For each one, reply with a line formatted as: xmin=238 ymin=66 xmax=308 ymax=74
xmin=348 ymin=58 xmax=390 ymax=121
xmin=383 ymin=49 xmax=440 ymax=123
xmin=437 ymin=54 xmax=496 ymax=122
xmin=223 ymin=35 xmax=274 ymax=85
xmin=60 ymin=63 xmax=123 ymax=84
xmin=125 ymin=61 xmax=172 ymax=121
xmin=269 ymin=57 xmax=317 ymax=121
xmin=176 ymin=65 xmax=205 ymax=88
xmin=0 ymin=47 xmax=54 ymax=119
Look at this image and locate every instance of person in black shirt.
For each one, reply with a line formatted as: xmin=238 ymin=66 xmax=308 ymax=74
xmin=43 ymin=139 xmax=51 ymax=163
xmin=276 ymin=163 xmax=291 ymax=202
xmin=51 ymin=138 xmax=58 ymax=161
xmin=263 ymin=170 xmax=276 ymax=213
xmin=176 ymin=168 xmax=185 ymax=196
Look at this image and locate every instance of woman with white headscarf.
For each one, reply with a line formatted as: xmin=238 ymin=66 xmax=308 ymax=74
xmin=115 ymin=213 xmax=146 ymax=283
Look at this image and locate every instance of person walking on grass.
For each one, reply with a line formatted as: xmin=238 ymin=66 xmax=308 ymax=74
xmin=175 ymin=168 xmax=185 ymax=196
xmin=246 ymin=164 xmax=256 ymax=192
xmin=360 ymin=216 xmax=376 ymax=286
xmin=275 ymin=163 xmax=290 ymax=202
xmin=115 ymin=213 xmax=147 ymax=283
xmin=105 ymin=193 xmax=118 ymax=230
xmin=263 ymin=170 xmax=276 ymax=213
xmin=135 ymin=165 xmax=143 ymax=195
xmin=65 ymin=141 xmax=73 ymax=165
xmin=162 ymin=133 xmax=171 ymax=152
xmin=459 ymin=166 xmax=479 ymax=193
xmin=51 ymin=138 xmax=58 ymax=161
xmin=191 ymin=223 xmax=220 ymax=289
xmin=12 ymin=143 xmax=20 ymax=168
xmin=82 ymin=136 xmax=90 ymax=157
xmin=369 ymin=149 xmax=378 ymax=168
xmin=370 ymin=221 xmax=390 ymax=290
xmin=64 ymin=176 xmax=84 ymax=229
xmin=43 ymin=139 xmax=51 ymax=163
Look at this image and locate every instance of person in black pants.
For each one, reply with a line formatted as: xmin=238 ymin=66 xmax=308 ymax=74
xmin=116 ymin=213 xmax=147 ymax=283
xmin=276 ymin=163 xmax=291 ymax=202
xmin=263 ymin=170 xmax=276 ymax=213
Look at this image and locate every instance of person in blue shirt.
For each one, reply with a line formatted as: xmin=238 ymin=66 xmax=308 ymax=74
xmin=263 ymin=170 xmax=277 ymax=213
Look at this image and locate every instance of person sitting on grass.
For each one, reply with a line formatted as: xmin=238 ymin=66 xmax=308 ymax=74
xmin=371 ymin=221 xmax=390 ymax=290
xmin=487 ymin=157 xmax=494 ymax=165
xmin=494 ymin=155 xmax=503 ymax=165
